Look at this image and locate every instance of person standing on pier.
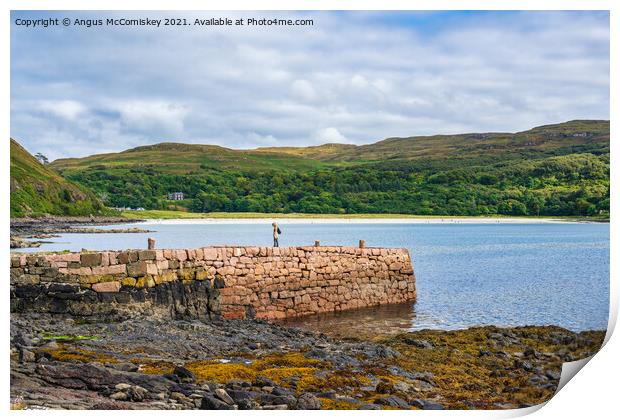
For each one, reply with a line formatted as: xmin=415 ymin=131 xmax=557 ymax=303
xmin=272 ymin=222 xmax=281 ymax=247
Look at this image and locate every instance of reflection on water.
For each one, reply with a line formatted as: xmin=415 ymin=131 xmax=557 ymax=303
xmin=277 ymin=302 xmax=444 ymax=340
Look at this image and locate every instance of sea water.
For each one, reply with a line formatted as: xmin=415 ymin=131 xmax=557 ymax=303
xmin=18 ymin=221 xmax=610 ymax=332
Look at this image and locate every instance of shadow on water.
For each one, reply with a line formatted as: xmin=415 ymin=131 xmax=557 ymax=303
xmin=275 ymin=302 xmax=443 ymax=340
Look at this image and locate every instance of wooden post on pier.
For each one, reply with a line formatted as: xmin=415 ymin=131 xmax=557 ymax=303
xmin=147 ymin=238 xmax=156 ymax=250
xmin=314 ymin=240 xmax=320 ymax=247
xmin=359 ymin=240 xmax=365 ymax=248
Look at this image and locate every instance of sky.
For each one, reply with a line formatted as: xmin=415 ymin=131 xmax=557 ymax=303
xmin=10 ymin=10 xmax=610 ymax=161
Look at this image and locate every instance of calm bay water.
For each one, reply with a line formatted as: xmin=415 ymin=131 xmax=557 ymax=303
xmin=21 ymin=221 xmax=610 ymax=332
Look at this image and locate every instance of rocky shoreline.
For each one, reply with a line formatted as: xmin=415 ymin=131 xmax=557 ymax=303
xmin=10 ymin=217 xmax=147 ymax=249
xmin=10 ymin=312 xmax=604 ymax=410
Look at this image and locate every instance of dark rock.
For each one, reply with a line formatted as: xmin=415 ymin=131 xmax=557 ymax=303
xmin=528 ymin=375 xmax=546 ymax=385
xmin=374 ymin=345 xmax=400 ymax=359
xmin=226 ymin=389 xmax=254 ymax=409
xmin=226 ymin=379 xmax=252 ymax=389
xmin=488 ymin=332 xmax=504 ymax=341
xmin=130 ymin=289 xmax=146 ymax=303
xmin=213 ymin=276 xmax=226 ymax=289
xmin=545 ymin=369 xmax=561 ymax=380
xmin=35 ymin=362 xmax=113 ymax=390
xmin=163 ymin=373 xmax=181 ymax=382
xmin=91 ymin=401 xmax=133 ymax=410
xmin=173 ymin=365 xmax=196 ymax=383
xmin=375 ymin=380 xmax=396 ymax=394
xmin=234 ymin=397 xmax=255 ymax=410
xmin=271 ymin=386 xmax=293 ymax=396
xmin=271 ymin=394 xmax=296 ymax=406
xmin=514 ymin=359 xmax=534 ymax=372
xmin=305 ymin=349 xmax=328 ymax=359
xmin=36 ymin=356 xmax=49 ymax=363
xmin=47 ymin=284 xmax=82 ymax=300
xmin=403 ymin=337 xmax=434 ymax=349
xmin=374 ymin=395 xmax=409 ymax=409
xmin=357 ymin=403 xmax=381 ymax=410
xmin=549 ymin=332 xmax=575 ymax=345
xmin=115 ymin=292 xmax=131 ymax=304
xmin=253 ymin=392 xmax=275 ymax=405
xmin=110 ymin=363 xmax=139 ymax=372
xmin=225 ymin=389 xmax=252 ymax=400
xmin=170 ymin=391 xmax=192 ymax=404
xmin=13 ymin=332 xmax=33 ymax=347
xmin=410 ymin=399 xmax=424 ymax=409
xmin=49 ymin=298 xmax=68 ymax=314
xmin=254 ymin=376 xmax=276 ymax=387
xmin=556 ymin=348 xmax=571 ymax=361
xmin=127 ymin=385 xmax=149 ymax=402
xmin=245 ymin=305 xmax=256 ymax=319
xmin=422 ymin=401 xmax=444 ymax=410
xmin=15 ymin=285 xmax=42 ymax=299
xmin=19 ymin=348 xmax=36 ymax=363
xmin=297 ymin=393 xmax=321 ymax=410
xmin=387 ymin=366 xmax=435 ymax=384
xmin=98 ymin=293 xmax=116 ymax=303
xmin=524 ymin=347 xmax=542 ymax=358
xmin=410 ymin=399 xmax=444 ymax=410
xmin=201 ymin=395 xmax=234 ymax=410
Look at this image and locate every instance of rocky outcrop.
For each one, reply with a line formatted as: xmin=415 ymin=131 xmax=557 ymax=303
xmin=9 ymin=313 xmax=606 ymax=410
xmin=10 ymin=245 xmax=416 ymax=320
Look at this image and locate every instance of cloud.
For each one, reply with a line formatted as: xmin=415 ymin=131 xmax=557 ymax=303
xmin=291 ymin=79 xmax=318 ymax=102
xmin=33 ymin=100 xmax=87 ymax=121
xmin=315 ymin=127 xmax=348 ymax=144
xmin=10 ymin=10 xmax=609 ymax=160
xmin=111 ymin=100 xmax=188 ymax=136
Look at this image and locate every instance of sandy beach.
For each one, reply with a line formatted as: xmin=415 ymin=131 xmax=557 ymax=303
xmin=136 ymin=216 xmax=587 ymax=225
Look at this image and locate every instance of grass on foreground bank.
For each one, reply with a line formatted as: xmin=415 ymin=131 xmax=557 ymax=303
xmin=120 ymin=209 xmax=609 ymax=221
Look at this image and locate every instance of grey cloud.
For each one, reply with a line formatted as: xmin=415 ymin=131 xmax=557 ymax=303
xmin=10 ymin=11 xmax=609 ymax=160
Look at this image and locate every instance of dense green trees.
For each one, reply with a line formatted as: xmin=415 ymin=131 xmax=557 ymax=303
xmin=64 ymin=151 xmax=609 ymax=217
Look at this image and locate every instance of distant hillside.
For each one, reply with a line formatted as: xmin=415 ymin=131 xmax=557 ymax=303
xmin=52 ymin=142 xmax=337 ymax=174
xmin=10 ymin=139 xmax=107 ymax=217
xmin=258 ymin=119 xmax=609 ymax=163
xmin=50 ymin=120 xmax=610 ymax=217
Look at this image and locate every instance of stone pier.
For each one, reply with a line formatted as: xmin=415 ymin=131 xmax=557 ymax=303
xmin=10 ymin=245 xmax=416 ymax=320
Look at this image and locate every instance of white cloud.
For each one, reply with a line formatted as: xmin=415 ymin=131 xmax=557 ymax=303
xmin=111 ymin=100 xmax=188 ymax=136
xmin=351 ymin=74 xmax=369 ymax=89
xmin=34 ymin=100 xmax=86 ymax=121
xmin=10 ymin=11 xmax=609 ymax=160
xmin=315 ymin=127 xmax=348 ymax=144
xmin=291 ymin=79 xmax=318 ymax=102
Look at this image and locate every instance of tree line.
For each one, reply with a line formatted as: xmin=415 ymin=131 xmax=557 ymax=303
xmin=63 ymin=152 xmax=609 ymax=217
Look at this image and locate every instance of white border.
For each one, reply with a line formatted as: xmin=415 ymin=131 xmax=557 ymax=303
xmin=3 ymin=2 xmax=616 ymax=419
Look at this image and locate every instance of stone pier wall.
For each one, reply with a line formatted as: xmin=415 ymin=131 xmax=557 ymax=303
xmin=10 ymin=245 xmax=416 ymax=320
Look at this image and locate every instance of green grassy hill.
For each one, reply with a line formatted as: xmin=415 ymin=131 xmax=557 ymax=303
xmin=53 ymin=142 xmax=338 ymax=174
xmin=49 ymin=120 xmax=610 ymax=217
xmin=258 ymin=119 xmax=609 ymax=163
xmin=10 ymin=139 xmax=107 ymax=217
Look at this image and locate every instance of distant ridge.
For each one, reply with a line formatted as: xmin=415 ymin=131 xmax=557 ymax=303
xmin=52 ymin=119 xmax=609 ymax=169
xmin=46 ymin=120 xmax=609 ymax=217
